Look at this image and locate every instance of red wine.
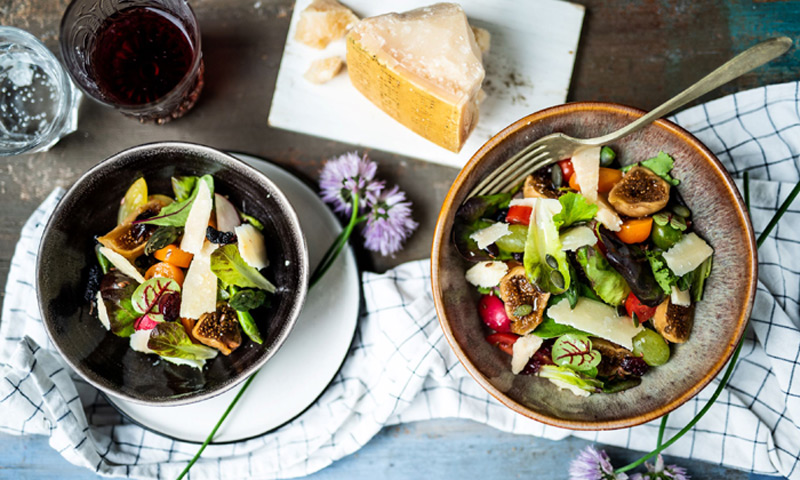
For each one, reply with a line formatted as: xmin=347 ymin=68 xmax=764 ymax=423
xmin=91 ymin=7 xmax=196 ymax=106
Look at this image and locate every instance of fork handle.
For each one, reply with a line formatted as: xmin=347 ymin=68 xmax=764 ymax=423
xmin=588 ymin=36 xmax=793 ymax=146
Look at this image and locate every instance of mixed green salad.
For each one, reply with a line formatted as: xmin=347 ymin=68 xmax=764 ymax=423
xmin=456 ymin=146 xmax=714 ymax=396
xmin=85 ymin=175 xmax=275 ymax=369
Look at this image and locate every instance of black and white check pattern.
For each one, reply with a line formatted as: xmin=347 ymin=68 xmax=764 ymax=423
xmin=2 ymin=82 xmax=800 ymax=479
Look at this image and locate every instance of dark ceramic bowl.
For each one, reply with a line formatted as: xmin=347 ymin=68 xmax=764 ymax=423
xmin=432 ymin=103 xmax=758 ymax=430
xmin=38 ymin=142 xmax=308 ymax=405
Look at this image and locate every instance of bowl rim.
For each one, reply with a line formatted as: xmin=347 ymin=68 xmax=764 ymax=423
xmin=431 ymin=101 xmax=758 ymax=430
xmin=37 ymin=140 xmax=309 ymax=406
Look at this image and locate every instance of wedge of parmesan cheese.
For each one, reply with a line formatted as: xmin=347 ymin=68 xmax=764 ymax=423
xmin=511 ymin=334 xmax=543 ymax=374
xmin=671 ymin=285 xmax=691 ymax=307
xmin=98 ymin=246 xmax=145 ymax=283
xmin=593 ymin=194 xmax=622 ymax=232
xmin=130 ymin=329 xmax=154 ymax=354
xmin=180 ymin=247 xmax=218 ymax=319
xmin=346 ymin=3 xmax=485 ymax=152
xmin=465 ymin=261 xmax=508 ymax=289
xmin=96 ymin=291 xmax=111 ymax=330
xmin=294 ymin=0 xmax=360 ymax=49
xmin=571 ymin=146 xmax=601 ymax=202
xmin=662 ymin=232 xmax=714 ymax=276
xmin=304 ymin=56 xmax=344 ymax=84
xmin=235 ymin=224 xmax=269 ymax=270
xmin=180 ymin=180 xmax=213 ymax=255
xmin=547 ymin=297 xmax=643 ymax=350
xmin=471 ymin=26 xmax=491 ymax=54
xmin=469 ymin=222 xmax=510 ymax=250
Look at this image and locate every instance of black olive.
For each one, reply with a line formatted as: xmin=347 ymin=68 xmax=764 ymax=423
xmin=493 ymin=207 xmax=509 ymax=222
xmin=206 ymin=226 xmax=237 ymax=245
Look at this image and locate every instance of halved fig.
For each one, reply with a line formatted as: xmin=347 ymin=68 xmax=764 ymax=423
xmin=523 ymin=170 xmax=559 ymax=199
xmin=592 ymin=337 xmax=648 ymax=378
xmin=498 ymin=266 xmax=550 ymax=335
xmin=97 ymin=199 xmax=169 ymax=261
xmin=608 ymin=166 xmax=670 ymax=217
xmin=652 ymin=298 xmax=693 ymax=343
xmin=192 ymin=302 xmax=242 ymax=355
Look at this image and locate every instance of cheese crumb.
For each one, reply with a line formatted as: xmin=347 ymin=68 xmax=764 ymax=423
xmin=295 ymin=0 xmax=360 ymax=49
xmin=304 ymin=56 xmax=344 ymax=84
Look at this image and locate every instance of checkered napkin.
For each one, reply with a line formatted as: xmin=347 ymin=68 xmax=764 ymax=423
xmin=3 ymin=82 xmax=800 ymax=480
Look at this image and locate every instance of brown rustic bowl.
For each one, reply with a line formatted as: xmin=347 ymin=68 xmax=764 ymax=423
xmin=431 ymin=102 xmax=757 ymax=430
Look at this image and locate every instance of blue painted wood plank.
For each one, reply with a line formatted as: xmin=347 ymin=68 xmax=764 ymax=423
xmin=0 ymin=419 xmax=783 ymax=479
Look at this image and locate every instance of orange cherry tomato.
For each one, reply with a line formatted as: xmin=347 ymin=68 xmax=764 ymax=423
xmin=145 ymin=261 xmax=185 ymax=286
xmin=616 ymin=217 xmax=654 ymax=244
xmin=568 ymin=167 xmax=623 ymax=194
xmin=598 ymin=167 xmax=623 ymax=193
xmin=154 ymin=244 xmax=194 ymax=268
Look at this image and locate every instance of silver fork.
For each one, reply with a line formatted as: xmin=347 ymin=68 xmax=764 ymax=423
xmin=468 ymin=36 xmax=793 ymax=199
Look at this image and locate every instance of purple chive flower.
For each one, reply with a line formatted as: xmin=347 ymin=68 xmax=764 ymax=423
xmin=628 ymin=455 xmax=690 ymax=480
xmin=319 ymin=151 xmax=384 ymax=215
xmin=362 ymin=185 xmax=418 ymax=256
xmin=569 ymin=446 xmax=628 ymax=480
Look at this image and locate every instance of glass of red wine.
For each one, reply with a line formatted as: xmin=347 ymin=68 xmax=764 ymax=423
xmin=60 ymin=0 xmax=203 ymax=124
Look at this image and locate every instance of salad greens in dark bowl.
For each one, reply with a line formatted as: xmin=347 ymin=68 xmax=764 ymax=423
xmin=432 ymin=103 xmax=757 ymax=430
xmin=37 ymin=142 xmax=308 ymax=405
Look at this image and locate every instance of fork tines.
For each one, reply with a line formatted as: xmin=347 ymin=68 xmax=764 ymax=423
xmin=467 ymin=141 xmax=554 ymax=198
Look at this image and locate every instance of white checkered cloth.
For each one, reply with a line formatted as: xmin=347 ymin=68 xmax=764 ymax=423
xmin=2 ymin=82 xmax=800 ymax=479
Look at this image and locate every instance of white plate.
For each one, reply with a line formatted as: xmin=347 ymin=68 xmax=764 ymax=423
xmin=106 ymin=153 xmax=360 ymax=443
xmin=268 ymin=0 xmax=585 ymax=168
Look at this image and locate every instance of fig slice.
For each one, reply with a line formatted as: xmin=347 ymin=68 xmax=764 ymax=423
xmin=652 ymin=297 xmax=694 ymax=343
xmin=523 ymin=170 xmax=559 ymax=199
xmin=192 ymin=302 xmax=242 ymax=355
xmin=498 ymin=265 xmax=550 ymax=335
xmin=608 ymin=166 xmax=670 ymax=217
xmin=97 ymin=199 xmax=169 ymax=261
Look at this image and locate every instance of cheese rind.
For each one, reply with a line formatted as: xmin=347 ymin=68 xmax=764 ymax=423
xmin=346 ymin=3 xmax=485 ymax=152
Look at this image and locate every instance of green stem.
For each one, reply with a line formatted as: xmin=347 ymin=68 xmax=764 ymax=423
xmin=615 ymin=176 xmax=800 ymax=475
xmin=175 ymin=370 xmax=259 ymax=480
xmin=176 ymin=195 xmax=364 ymax=480
xmin=656 ymin=414 xmax=668 ymax=448
xmin=309 ymin=193 xmax=362 ymax=289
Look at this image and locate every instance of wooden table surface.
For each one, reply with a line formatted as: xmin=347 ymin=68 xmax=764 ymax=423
xmin=1 ymin=0 xmax=798 ymax=478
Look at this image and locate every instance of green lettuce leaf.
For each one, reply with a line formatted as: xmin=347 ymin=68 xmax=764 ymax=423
xmin=690 ymin=256 xmax=713 ymax=302
xmin=551 ymin=334 xmax=601 ymax=372
xmin=210 ymin=244 xmax=276 ymax=293
xmin=147 ymin=322 xmax=218 ymax=360
xmin=532 ymin=316 xmax=588 ymax=339
xmin=524 ymin=199 xmax=571 ymax=294
xmin=537 ymin=365 xmax=604 ymax=394
xmin=641 ymin=151 xmax=680 ymax=186
xmin=575 ymin=246 xmax=631 ymax=306
xmin=171 ymin=176 xmax=198 ymax=202
xmin=645 ymin=250 xmax=677 ymax=295
xmin=229 ymin=288 xmax=268 ymax=311
xmin=131 ymin=277 xmax=181 ymax=323
xmin=552 ymin=192 xmax=598 ymax=230
xmin=140 ymin=175 xmax=214 ymax=227
xmin=98 ymin=271 xmax=139 ymax=337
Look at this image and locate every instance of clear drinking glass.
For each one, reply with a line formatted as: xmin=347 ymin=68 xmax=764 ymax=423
xmin=59 ymin=0 xmax=204 ymax=124
xmin=0 ymin=27 xmax=81 ymax=156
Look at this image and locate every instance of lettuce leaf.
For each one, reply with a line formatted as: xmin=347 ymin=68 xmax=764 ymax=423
xmin=139 ymin=175 xmax=214 ymax=227
xmin=645 ymin=250 xmax=677 ymax=295
xmin=98 ymin=270 xmax=139 ymax=337
xmin=171 ymin=176 xmax=198 ymax=202
xmin=642 ymin=152 xmax=680 ymax=186
xmin=690 ymin=256 xmax=713 ymax=302
xmin=553 ymin=192 xmax=598 ymax=230
xmin=551 ymin=334 xmax=601 ymax=372
xmin=210 ymin=244 xmax=276 ymax=293
xmin=147 ymin=322 xmax=218 ymax=360
xmin=575 ymin=246 xmax=631 ymax=306
xmin=524 ymin=199 xmax=571 ymax=294
xmin=537 ymin=365 xmax=603 ymax=394
xmin=532 ymin=315 xmax=588 ymax=339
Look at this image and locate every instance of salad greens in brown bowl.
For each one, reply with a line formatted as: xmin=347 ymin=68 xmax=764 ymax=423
xmin=431 ymin=102 xmax=757 ymax=430
xmin=37 ymin=142 xmax=308 ymax=405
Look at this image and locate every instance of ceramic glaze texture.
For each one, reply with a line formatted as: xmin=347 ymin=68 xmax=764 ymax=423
xmin=37 ymin=142 xmax=308 ymax=405
xmin=432 ymin=103 xmax=757 ymax=430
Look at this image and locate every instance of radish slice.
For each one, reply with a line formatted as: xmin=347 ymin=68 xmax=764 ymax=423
xmin=215 ymin=194 xmax=241 ymax=233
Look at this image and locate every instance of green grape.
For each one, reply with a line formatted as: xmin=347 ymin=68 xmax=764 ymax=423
xmin=632 ymin=328 xmax=670 ymax=366
xmin=650 ymin=222 xmax=682 ymax=250
xmin=495 ymin=224 xmax=528 ymax=253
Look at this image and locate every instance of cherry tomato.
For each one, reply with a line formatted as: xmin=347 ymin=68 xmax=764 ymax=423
xmin=597 ymin=167 xmax=623 ymax=193
xmin=145 ymin=261 xmax=185 ymax=287
xmin=558 ymin=159 xmax=574 ymax=181
xmin=505 ymin=205 xmax=532 ymax=225
xmin=486 ymin=332 xmax=519 ymax=356
xmin=625 ymin=292 xmax=657 ymax=323
xmin=154 ymin=244 xmax=194 ymax=268
xmin=616 ymin=217 xmax=653 ymax=244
